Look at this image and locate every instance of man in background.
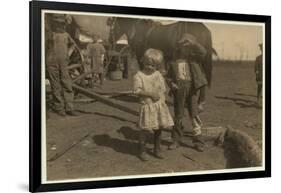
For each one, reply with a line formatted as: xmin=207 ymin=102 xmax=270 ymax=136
xmin=87 ymin=35 xmax=106 ymax=88
xmin=255 ymin=43 xmax=263 ymax=107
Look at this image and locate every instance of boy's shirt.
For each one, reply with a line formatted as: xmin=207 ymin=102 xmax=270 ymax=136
xmin=87 ymin=42 xmax=106 ymax=72
xmin=176 ymin=59 xmax=191 ymax=81
xmin=166 ymin=59 xmax=192 ymax=81
xmin=166 ymin=41 xmax=208 ymax=90
xmin=166 ymin=59 xmax=191 ymax=90
xmin=87 ymin=42 xmax=105 ymax=58
xmin=167 ymin=59 xmax=207 ymax=91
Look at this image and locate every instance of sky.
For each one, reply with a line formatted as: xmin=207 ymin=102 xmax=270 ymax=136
xmin=205 ymin=22 xmax=263 ymax=61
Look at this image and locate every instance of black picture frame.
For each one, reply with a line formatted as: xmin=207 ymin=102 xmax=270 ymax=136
xmin=30 ymin=0 xmax=271 ymax=192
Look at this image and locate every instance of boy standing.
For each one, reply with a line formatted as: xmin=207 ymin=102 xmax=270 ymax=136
xmin=46 ymin=14 xmax=78 ymax=116
xmin=167 ymin=33 xmax=207 ymax=151
xmin=87 ymin=35 xmax=106 ymax=88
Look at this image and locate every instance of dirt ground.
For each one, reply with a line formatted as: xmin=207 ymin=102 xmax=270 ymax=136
xmin=46 ymin=59 xmax=263 ymax=181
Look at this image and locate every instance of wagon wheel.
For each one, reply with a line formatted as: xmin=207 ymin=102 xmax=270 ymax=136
xmin=67 ymin=43 xmax=91 ymax=95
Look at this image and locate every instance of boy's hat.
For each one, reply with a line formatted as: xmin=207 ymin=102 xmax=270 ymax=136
xmin=52 ymin=14 xmax=66 ymax=23
xmin=92 ymin=34 xmax=102 ymax=43
xmin=178 ymin=33 xmax=197 ymax=46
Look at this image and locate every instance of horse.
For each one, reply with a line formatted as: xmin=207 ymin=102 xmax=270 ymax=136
xmin=110 ymin=17 xmax=214 ymax=86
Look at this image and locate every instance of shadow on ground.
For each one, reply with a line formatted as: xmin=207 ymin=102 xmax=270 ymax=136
xmin=235 ymin=92 xmax=257 ymax=98
xmin=215 ymin=95 xmax=260 ymax=109
xmin=92 ymin=134 xmax=139 ymax=157
xmin=117 ymin=126 xmax=173 ymax=147
xmin=76 ymin=110 xmax=137 ymax=124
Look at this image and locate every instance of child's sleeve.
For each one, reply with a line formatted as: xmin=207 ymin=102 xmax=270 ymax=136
xmin=133 ymin=73 xmax=143 ymax=94
xmin=192 ymin=42 xmax=207 ymax=58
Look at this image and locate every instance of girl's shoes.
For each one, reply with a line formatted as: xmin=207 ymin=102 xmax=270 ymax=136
xmin=154 ymin=130 xmax=164 ymax=159
xmin=168 ymin=140 xmax=179 ymax=150
xmin=139 ymin=151 xmax=149 ymax=161
xmin=154 ymin=149 xmax=164 ymax=159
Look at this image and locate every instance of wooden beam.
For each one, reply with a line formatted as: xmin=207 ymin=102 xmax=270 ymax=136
xmin=72 ymin=84 xmax=139 ymax=116
xmin=48 ymin=133 xmax=90 ymax=162
xmin=66 ymin=63 xmax=82 ymax=70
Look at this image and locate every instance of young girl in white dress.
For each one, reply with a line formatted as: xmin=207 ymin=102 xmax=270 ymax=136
xmin=133 ymin=48 xmax=174 ymax=161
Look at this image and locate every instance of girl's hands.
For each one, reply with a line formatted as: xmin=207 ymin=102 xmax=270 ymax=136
xmin=171 ymin=83 xmax=178 ymax=90
xmin=134 ymin=91 xmax=160 ymax=102
xmin=151 ymin=92 xmax=160 ymax=102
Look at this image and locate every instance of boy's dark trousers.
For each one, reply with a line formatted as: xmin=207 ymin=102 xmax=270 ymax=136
xmin=172 ymin=80 xmax=198 ymax=143
xmin=198 ymin=85 xmax=206 ymax=104
xmin=47 ymin=61 xmax=74 ymax=113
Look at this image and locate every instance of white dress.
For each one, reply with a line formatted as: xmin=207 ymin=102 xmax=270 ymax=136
xmin=133 ymin=71 xmax=174 ymax=130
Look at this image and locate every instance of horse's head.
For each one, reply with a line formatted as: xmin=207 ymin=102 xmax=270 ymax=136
xmin=109 ymin=18 xmax=154 ymax=44
xmin=108 ymin=17 xmax=137 ymax=43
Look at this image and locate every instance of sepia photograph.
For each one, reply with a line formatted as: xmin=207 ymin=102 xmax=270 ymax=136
xmin=29 ymin=2 xmax=270 ymax=191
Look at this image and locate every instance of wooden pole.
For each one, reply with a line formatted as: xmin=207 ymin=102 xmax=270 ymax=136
xmin=72 ymin=84 xmax=139 ymax=116
xmin=66 ymin=63 xmax=82 ymax=70
xmin=48 ymin=133 xmax=90 ymax=162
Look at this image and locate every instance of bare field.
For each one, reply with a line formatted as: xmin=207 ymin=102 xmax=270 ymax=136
xmin=46 ymin=60 xmax=262 ymax=181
